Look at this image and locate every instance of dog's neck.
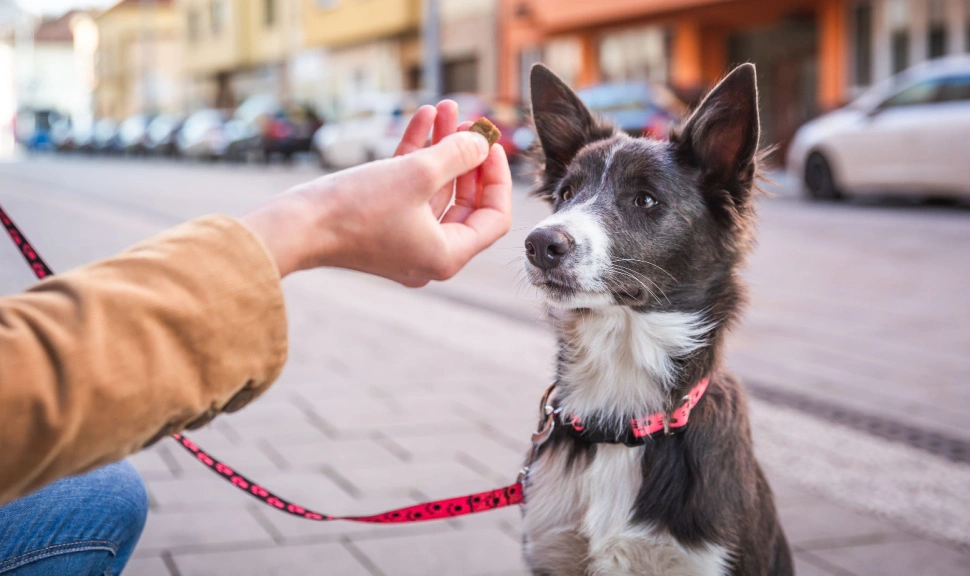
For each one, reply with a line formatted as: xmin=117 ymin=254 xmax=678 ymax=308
xmin=551 ymin=306 xmax=719 ymax=433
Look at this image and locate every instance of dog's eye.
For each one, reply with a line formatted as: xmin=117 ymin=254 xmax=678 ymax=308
xmin=561 ymin=187 xmax=573 ymax=202
xmin=634 ymin=194 xmax=658 ymax=209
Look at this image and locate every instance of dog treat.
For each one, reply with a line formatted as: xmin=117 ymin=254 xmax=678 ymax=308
xmin=470 ymin=118 xmax=501 ymax=148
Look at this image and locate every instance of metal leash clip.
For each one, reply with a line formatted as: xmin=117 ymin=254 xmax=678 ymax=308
xmin=518 ymin=384 xmax=560 ymax=485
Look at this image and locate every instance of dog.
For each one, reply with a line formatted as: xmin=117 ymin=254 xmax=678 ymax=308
xmin=519 ymin=63 xmax=793 ymax=576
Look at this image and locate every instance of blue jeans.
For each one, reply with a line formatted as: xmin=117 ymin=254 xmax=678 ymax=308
xmin=0 ymin=461 xmax=148 ymax=575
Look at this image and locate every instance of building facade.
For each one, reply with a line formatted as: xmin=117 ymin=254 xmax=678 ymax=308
xmin=440 ymin=0 xmax=498 ymax=96
xmin=297 ymin=0 xmax=422 ymax=116
xmin=95 ymin=0 xmax=180 ymax=119
xmin=499 ymin=0 xmax=970 ymax=154
xmin=177 ymin=0 xmax=302 ymax=109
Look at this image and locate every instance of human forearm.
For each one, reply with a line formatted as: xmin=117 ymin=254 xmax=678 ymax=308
xmin=241 ymin=117 xmax=511 ymax=287
xmin=0 ymin=216 xmax=287 ymax=505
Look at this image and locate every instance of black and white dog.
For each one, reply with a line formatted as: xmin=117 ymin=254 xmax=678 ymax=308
xmin=520 ymin=64 xmax=793 ymax=575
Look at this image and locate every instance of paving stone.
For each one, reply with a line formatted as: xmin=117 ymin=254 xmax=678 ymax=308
xmin=270 ymin=437 xmax=404 ymax=470
xmin=172 ymin=542 xmax=372 ymax=576
xmin=128 ymin=447 xmax=177 ymax=480
xmin=136 ymin=509 xmax=274 ymax=553
xmin=351 ymin=527 xmax=527 ymax=576
xmin=778 ymin=501 xmax=906 ymax=547
xmin=793 ymin=553 xmax=851 ymax=576
xmin=805 ymin=539 xmax=970 ymax=576
xmin=219 ymin=400 xmax=313 ymax=425
xmin=124 ymin=556 xmax=173 ymax=576
xmin=384 ymin=432 xmax=526 ymax=482
xmin=333 ymin=460 xmax=500 ymax=498
xmin=762 ymin=473 xmax=819 ymax=509
xmin=148 ymin=470 xmax=343 ymax=511
xmin=216 ymin=413 xmax=330 ymax=443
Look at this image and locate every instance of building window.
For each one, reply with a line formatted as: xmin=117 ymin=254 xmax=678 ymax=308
xmin=854 ymin=2 xmax=873 ymax=86
xmin=888 ymin=0 xmax=909 ymax=74
xmin=210 ymin=1 xmax=226 ymax=36
xmin=188 ymin=9 xmax=201 ymax=43
xmin=599 ymin=26 xmax=667 ymax=84
xmin=444 ymin=57 xmax=479 ymax=94
xmin=928 ymin=0 xmax=947 ymax=59
xmin=892 ymin=31 xmax=910 ymax=74
xmin=264 ymin=0 xmax=277 ymax=26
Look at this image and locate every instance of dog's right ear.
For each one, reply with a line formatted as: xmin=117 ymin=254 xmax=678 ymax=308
xmin=530 ymin=64 xmax=599 ymax=182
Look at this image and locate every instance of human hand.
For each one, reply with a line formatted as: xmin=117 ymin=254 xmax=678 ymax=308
xmin=241 ymin=101 xmax=513 ymax=287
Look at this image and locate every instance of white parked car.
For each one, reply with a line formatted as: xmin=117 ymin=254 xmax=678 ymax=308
xmin=176 ymin=109 xmax=228 ymax=160
xmin=788 ymin=56 xmax=970 ymax=200
xmin=313 ymin=93 xmax=425 ymax=169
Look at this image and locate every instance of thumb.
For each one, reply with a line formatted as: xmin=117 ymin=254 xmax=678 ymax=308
xmin=407 ymin=131 xmax=490 ymax=196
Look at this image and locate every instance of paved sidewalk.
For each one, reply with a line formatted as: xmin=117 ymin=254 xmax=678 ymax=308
xmin=1 ymin=157 xmax=966 ymax=575
xmin=126 ymin=268 xmax=970 ymax=576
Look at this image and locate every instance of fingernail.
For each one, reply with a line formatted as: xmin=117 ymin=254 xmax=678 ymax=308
xmin=466 ymin=131 xmax=490 ymax=156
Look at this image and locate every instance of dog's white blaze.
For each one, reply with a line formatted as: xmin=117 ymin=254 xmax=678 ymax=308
xmin=599 ymin=142 xmax=623 ymax=189
xmin=558 ymin=308 xmax=711 ymax=429
xmin=532 ymin=200 xmax=611 ymax=293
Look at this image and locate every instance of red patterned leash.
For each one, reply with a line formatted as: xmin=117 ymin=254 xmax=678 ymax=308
xmin=0 ymin=203 xmax=524 ymax=523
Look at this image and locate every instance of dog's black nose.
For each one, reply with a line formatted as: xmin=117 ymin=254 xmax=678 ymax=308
xmin=525 ymin=228 xmax=574 ymax=270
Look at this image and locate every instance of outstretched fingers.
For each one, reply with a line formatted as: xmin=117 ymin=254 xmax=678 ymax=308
xmin=440 ymin=144 xmax=512 ymax=264
xmin=394 ymin=105 xmax=436 ymax=157
xmin=428 ymin=101 xmax=460 ymax=217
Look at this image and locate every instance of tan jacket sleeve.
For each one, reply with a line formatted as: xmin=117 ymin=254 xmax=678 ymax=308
xmin=0 ymin=215 xmax=288 ymax=505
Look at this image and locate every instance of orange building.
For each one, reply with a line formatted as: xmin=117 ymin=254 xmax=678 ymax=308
xmin=499 ymin=0 xmax=851 ymax=151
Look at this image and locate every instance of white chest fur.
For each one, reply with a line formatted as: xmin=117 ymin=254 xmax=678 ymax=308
xmin=524 ymin=444 xmax=730 ymax=576
xmin=525 ymin=445 xmax=730 ymax=576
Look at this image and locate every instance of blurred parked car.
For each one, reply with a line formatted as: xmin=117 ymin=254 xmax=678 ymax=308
xmin=176 ymin=109 xmax=228 ymax=160
xmin=118 ymin=114 xmax=155 ymax=155
xmin=576 ymin=81 xmax=687 ymax=140
xmin=14 ymin=109 xmax=62 ymax=151
xmin=313 ymin=92 xmax=424 ymax=169
xmin=145 ymin=114 xmax=185 ymax=157
xmin=788 ymin=55 xmax=970 ymax=200
xmin=70 ymin=120 xmax=95 ymax=153
xmin=50 ymin=117 xmax=74 ymax=151
xmin=224 ymin=95 xmax=322 ymax=163
xmin=92 ymin=119 xmax=121 ymax=154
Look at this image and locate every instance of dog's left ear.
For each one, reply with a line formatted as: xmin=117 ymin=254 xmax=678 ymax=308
xmin=673 ymin=63 xmax=760 ymax=202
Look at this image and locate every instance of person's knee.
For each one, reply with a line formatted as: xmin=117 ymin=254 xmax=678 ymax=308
xmin=94 ymin=461 xmax=149 ymax=544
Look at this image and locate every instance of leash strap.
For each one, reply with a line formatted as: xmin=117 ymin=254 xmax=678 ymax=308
xmin=0 ymin=202 xmax=523 ymax=523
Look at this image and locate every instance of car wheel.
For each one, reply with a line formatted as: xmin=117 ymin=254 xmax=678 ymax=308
xmin=805 ymin=152 xmax=842 ymax=201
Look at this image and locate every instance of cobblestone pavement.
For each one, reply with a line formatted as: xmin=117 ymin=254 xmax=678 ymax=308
xmin=1 ymin=157 xmax=968 ymax=575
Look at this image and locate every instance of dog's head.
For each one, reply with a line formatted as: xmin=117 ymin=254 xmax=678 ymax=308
xmin=524 ymin=64 xmax=762 ymax=312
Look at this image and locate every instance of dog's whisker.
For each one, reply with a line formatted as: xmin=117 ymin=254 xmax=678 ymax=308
xmin=607 ymin=265 xmax=665 ymax=306
xmin=611 ymin=264 xmax=671 ymax=306
xmin=613 ymin=258 xmax=677 ymax=282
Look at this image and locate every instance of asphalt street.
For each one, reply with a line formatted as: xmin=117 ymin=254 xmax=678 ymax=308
xmin=1 ymin=155 xmax=968 ymax=575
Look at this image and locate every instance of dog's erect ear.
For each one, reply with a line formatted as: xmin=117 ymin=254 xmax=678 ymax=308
xmin=530 ymin=64 xmax=599 ymax=178
xmin=674 ymin=64 xmax=760 ymax=193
